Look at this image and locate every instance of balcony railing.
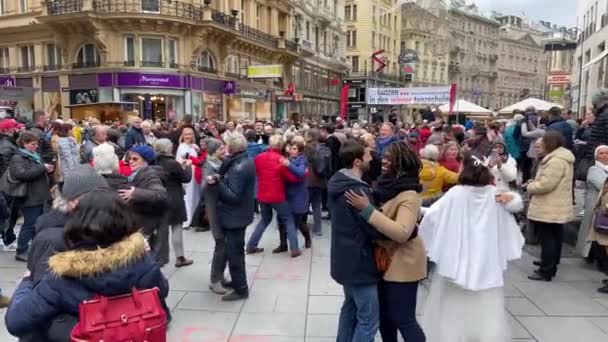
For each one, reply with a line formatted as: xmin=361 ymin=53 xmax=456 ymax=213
xmin=141 ymin=61 xmax=163 ymax=67
xmin=239 ymin=23 xmax=278 ymax=49
xmin=47 ymin=0 xmax=83 ymax=15
xmin=43 ymin=64 xmax=62 ymax=71
xmin=0 ymin=67 xmax=10 ymax=74
xmin=124 ymin=60 xmax=135 ymax=66
xmin=211 ymin=9 xmax=236 ymax=28
xmin=93 ymin=0 xmax=202 ymax=21
xmin=17 ymin=66 xmax=34 ymax=72
xmin=73 ymin=60 xmax=101 ymax=68
xmin=285 ymin=40 xmax=298 ymax=52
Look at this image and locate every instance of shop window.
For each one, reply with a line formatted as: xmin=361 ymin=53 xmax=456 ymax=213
xmin=196 ymin=50 xmax=216 ymax=72
xmin=20 ymin=45 xmax=35 ymax=72
xmin=45 ymin=44 xmax=61 ymax=70
xmin=124 ymin=37 xmax=135 ymax=66
xmin=75 ymin=44 xmax=100 ymax=68
xmin=0 ymin=48 xmax=9 ymax=73
xmin=142 ymin=0 xmax=160 ymax=13
xmin=141 ymin=38 xmax=163 ymax=67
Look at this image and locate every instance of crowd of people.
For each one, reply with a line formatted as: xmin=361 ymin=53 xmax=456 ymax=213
xmin=0 ymin=87 xmax=606 ymax=340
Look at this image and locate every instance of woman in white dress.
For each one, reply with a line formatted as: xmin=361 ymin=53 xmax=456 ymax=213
xmin=419 ymin=154 xmax=525 ymax=342
xmin=176 ymin=127 xmax=201 ymax=228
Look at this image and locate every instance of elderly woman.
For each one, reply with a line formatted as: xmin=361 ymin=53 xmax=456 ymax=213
xmin=119 ymin=144 xmax=169 ymax=266
xmin=154 ymin=138 xmax=194 ymax=268
xmin=577 ymin=145 xmax=608 ymax=257
xmin=92 ymin=143 xmax=128 ymax=190
xmin=419 ymin=144 xmax=459 ymax=206
xmin=526 ymin=131 xmax=575 ymax=281
xmin=588 ymin=179 xmax=608 ymax=293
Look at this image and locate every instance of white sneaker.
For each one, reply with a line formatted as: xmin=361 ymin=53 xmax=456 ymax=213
xmin=209 ymin=282 xmax=229 ymax=295
xmin=2 ymin=243 xmax=16 ymax=252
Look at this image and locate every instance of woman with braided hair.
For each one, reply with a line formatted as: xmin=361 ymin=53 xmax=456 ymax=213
xmin=418 ymin=153 xmax=525 ymax=342
xmin=344 ymin=141 xmax=427 ymax=342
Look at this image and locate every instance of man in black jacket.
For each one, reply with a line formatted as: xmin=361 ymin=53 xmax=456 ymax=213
xmin=0 ymin=119 xmax=21 ymax=246
xmin=206 ymin=133 xmax=255 ymax=301
xmin=29 ymin=111 xmax=54 ymax=164
xmin=328 ymin=139 xmax=384 ymax=342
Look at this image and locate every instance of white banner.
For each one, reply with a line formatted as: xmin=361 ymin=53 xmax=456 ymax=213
xmin=367 ymin=86 xmax=451 ymax=105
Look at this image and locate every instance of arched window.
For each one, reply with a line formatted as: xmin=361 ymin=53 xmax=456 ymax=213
xmin=196 ymin=50 xmax=216 ymax=72
xmin=75 ymin=44 xmax=100 ymax=68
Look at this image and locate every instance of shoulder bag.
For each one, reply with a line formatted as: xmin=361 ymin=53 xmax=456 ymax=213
xmin=0 ymin=169 xmax=27 ymax=198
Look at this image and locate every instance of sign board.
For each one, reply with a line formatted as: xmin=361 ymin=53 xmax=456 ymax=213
xmin=223 ymin=80 xmax=235 ymax=95
xmin=0 ymin=76 xmax=15 ymax=88
xmin=203 ymin=93 xmax=222 ymax=104
xmin=399 ymin=49 xmax=419 ymax=64
xmin=276 ymin=95 xmax=294 ymax=101
xmin=547 ymin=74 xmax=571 ymax=85
xmin=367 ymin=86 xmax=452 ymax=105
xmin=402 ymin=63 xmax=416 ymax=74
xmin=247 ymin=65 xmax=283 ymax=78
xmin=116 ymin=72 xmax=185 ymax=88
xmin=240 ymin=90 xmax=265 ymax=98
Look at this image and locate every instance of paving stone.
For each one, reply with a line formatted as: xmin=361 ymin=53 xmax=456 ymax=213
xmin=518 ymin=316 xmax=608 ymax=342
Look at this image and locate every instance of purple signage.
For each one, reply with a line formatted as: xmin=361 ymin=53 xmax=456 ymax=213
xmin=0 ymin=76 xmax=16 ymax=88
xmin=191 ymin=77 xmax=203 ymax=91
xmin=97 ymin=73 xmax=113 ymax=87
xmin=223 ymin=81 xmax=235 ymax=95
xmin=116 ymin=72 xmax=185 ymax=88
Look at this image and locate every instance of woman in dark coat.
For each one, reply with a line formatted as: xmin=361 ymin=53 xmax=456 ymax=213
xmin=5 ymin=190 xmax=169 ymax=341
xmin=118 ymin=144 xmax=169 ymax=266
xmin=154 ymin=138 xmax=194 ymax=268
xmin=8 ymin=131 xmax=53 ymax=262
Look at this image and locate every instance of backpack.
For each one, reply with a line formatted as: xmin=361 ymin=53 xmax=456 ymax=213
xmin=70 ymin=287 xmax=167 ymax=342
xmin=314 ymin=144 xmax=332 ymax=179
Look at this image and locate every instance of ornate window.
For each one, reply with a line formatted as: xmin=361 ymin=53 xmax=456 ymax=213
xmin=75 ymin=44 xmax=100 ymax=68
xmin=196 ymin=50 xmax=216 ymax=72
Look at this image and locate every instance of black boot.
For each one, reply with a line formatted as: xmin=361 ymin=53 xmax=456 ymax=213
xmin=299 ymin=222 xmax=312 ymax=248
xmin=273 ymin=224 xmax=288 ymax=253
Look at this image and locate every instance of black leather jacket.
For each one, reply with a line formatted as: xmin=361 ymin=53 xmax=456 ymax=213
xmin=0 ymin=134 xmax=18 ymax=177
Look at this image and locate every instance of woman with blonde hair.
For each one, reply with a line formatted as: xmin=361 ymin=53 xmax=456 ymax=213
xmin=176 ymin=126 xmax=201 ymax=229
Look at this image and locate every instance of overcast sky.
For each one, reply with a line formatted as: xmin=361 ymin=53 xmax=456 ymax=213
xmin=473 ymin=0 xmax=577 ymax=27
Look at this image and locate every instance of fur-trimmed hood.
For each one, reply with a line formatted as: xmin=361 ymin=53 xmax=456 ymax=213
xmin=49 ymin=232 xmax=148 ymax=278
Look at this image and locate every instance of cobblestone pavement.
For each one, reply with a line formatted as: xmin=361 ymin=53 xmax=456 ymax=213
xmin=1 ymin=216 xmax=608 ymax=342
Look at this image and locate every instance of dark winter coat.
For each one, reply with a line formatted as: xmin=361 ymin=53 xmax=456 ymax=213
xmin=27 ymin=210 xmax=70 ymax=285
xmin=124 ymin=126 xmax=147 ymax=150
xmin=547 ymin=117 xmax=574 ymax=150
xmin=155 ymin=155 xmax=192 ymax=225
xmin=5 ymin=232 xmax=169 ymax=338
xmin=102 ymin=172 xmax=129 ymax=190
xmin=29 ymin=126 xmax=54 ymax=164
xmin=214 ymin=150 xmax=256 ymax=229
xmin=327 ymin=170 xmax=385 ymax=285
xmin=284 ymin=155 xmax=309 ymax=214
xmin=325 ymin=135 xmax=342 ymax=177
xmin=303 ymin=143 xmax=327 ymax=189
xmin=0 ymin=134 xmax=18 ymax=177
xmin=128 ymin=166 xmax=169 ymax=235
xmin=8 ymin=151 xmax=49 ymax=207
xmin=585 ymin=105 xmax=608 ymax=159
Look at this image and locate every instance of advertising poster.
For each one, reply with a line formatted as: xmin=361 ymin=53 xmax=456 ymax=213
xmin=367 ymin=86 xmax=452 ymax=105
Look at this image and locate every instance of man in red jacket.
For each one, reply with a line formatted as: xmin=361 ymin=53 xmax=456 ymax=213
xmin=245 ymin=135 xmax=302 ymax=257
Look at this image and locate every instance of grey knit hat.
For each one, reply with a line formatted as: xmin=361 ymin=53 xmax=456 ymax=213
xmin=591 ymin=88 xmax=608 ymax=108
xmin=206 ymin=137 xmax=223 ymax=156
xmin=61 ymin=164 xmax=109 ymax=201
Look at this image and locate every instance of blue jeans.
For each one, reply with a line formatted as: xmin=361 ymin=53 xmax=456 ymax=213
xmin=337 ymin=283 xmax=380 ymax=342
xmin=308 ymin=187 xmax=323 ymax=234
xmin=247 ymin=201 xmax=299 ymax=252
xmin=16 ymin=205 xmax=44 ymax=255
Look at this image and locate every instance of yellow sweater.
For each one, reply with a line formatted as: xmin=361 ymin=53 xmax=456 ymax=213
xmin=419 ymin=160 xmax=459 ymax=201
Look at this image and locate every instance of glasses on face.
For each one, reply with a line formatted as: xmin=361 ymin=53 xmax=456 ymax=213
xmin=129 ymin=156 xmax=140 ymax=162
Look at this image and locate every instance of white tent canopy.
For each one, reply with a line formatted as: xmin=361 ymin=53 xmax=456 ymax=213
xmin=499 ymin=98 xmax=562 ymax=113
xmin=438 ymin=99 xmax=492 ymax=114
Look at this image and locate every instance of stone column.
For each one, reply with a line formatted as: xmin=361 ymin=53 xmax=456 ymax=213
xmin=270 ymin=7 xmax=279 ymax=36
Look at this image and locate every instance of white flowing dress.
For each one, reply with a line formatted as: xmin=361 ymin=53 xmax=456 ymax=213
xmin=419 ymin=185 xmax=525 ymax=342
xmin=176 ymin=143 xmax=200 ymax=227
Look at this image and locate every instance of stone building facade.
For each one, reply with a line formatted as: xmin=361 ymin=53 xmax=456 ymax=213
xmin=0 ymin=0 xmax=348 ymax=121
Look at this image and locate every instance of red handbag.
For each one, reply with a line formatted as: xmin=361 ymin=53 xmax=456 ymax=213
xmin=70 ymin=287 xmax=167 ymax=342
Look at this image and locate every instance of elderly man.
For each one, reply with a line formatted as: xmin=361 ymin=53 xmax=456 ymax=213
xmin=81 ymin=125 xmax=107 ymax=164
xmin=125 ymin=117 xmax=146 ymax=150
xmin=141 ymin=121 xmax=158 ymax=146
xmin=206 ymin=133 xmax=256 ymax=301
xmin=376 ymin=122 xmax=397 ymax=155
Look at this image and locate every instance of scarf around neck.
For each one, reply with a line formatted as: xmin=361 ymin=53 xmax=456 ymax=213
xmin=373 ymin=173 xmax=422 ymax=205
xmin=19 ymin=148 xmax=42 ymax=164
xmin=595 ymin=160 xmax=608 ymax=174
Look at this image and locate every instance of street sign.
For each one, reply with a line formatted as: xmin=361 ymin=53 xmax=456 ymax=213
xmin=403 ymin=74 xmax=413 ymax=82
xmin=399 ymin=49 xmax=419 ymax=64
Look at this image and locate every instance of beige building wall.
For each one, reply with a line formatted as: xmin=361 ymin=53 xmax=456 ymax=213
xmin=344 ymin=0 xmax=401 ymax=76
xmin=448 ymin=7 xmax=500 ymax=109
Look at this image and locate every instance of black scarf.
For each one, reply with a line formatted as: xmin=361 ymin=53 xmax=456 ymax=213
xmin=219 ymin=150 xmax=247 ymax=176
xmin=373 ymin=174 xmax=422 ymax=205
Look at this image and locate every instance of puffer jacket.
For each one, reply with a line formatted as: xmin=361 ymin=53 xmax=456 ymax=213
xmin=527 ymin=147 xmax=575 ymax=224
xmin=9 ymin=151 xmax=49 ymax=207
xmin=57 ymin=137 xmax=80 ymax=177
xmin=0 ymin=134 xmax=18 ymax=177
xmin=215 ymin=150 xmax=256 ymax=229
xmin=419 ymin=159 xmax=459 ymax=202
xmin=5 ymin=232 xmax=169 ymax=338
xmin=284 ymin=154 xmax=309 ymax=214
xmin=254 ymin=148 xmax=291 ymax=203
xmin=128 ymin=166 xmax=169 ymax=235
